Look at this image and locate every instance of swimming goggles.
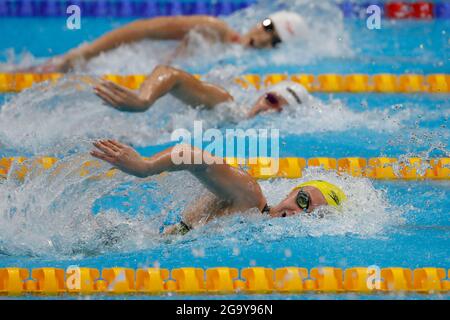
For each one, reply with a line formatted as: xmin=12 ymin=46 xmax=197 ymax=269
xmin=296 ymin=188 xmax=311 ymax=212
xmin=262 ymin=18 xmax=282 ymax=47
xmin=174 ymin=221 xmax=192 ymax=235
xmin=261 ymin=203 xmax=270 ymax=215
xmin=265 ymin=92 xmax=282 ymax=111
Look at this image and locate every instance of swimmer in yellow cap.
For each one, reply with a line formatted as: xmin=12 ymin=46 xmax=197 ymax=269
xmin=90 ymin=140 xmax=346 ymax=235
xmin=271 ymin=180 xmax=347 ymax=217
xmin=20 ymin=11 xmax=308 ymax=73
xmin=93 ymin=64 xmax=309 ymax=119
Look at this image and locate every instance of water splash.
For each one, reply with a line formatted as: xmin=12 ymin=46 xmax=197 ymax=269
xmin=381 ymin=103 xmax=449 ymax=158
xmin=0 ymin=48 xmax=37 ymax=72
xmin=0 ymin=141 xmax=186 ymax=257
xmin=0 ymin=79 xmax=170 ymax=154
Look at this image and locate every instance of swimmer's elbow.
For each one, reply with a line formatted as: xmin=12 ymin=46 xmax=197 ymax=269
xmin=205 ymin=92 xmax=233 ymax=109
xmin=224 ymin=93 xmax=234 ymax=103
xmin=170 ymin=144 xmax=214 ymax=172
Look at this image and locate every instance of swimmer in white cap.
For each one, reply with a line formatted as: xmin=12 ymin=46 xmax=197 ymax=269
xmin=20 ymin=11 xmax=307 ymax=73
xmin=94 ymin=64 xmax=308 ymax=119
xmin=241 ymin=10 xmax=308 ymax=48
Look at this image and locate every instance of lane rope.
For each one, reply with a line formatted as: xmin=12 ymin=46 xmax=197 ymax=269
xmin=0 ymin=266 xmax=449 ymax=294
xmin=1 ymin=73 xmax=449 ymax=93
xmin=1 ymin=156 xmax=449 ymax=180
xmin=0 ymin=1 xmax=448 ymax=19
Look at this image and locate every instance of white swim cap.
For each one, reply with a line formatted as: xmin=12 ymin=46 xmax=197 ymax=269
xmin=269 ymin=81 xmax=309 ymax=106
xmin=269 ymin=11 xmax=307 ymax=43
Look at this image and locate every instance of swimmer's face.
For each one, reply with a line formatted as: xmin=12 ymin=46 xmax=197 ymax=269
xmin=248 ymin=91 xmax=288 ymax=118
xmin=241 ymin=21 xmax=281 ymax=49
xmin=269 ymin=186 xmax=328 ymax=218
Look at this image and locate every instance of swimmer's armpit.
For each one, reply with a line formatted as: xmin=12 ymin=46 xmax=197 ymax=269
xmin=91 ymin=141 xmax=265 ymax=212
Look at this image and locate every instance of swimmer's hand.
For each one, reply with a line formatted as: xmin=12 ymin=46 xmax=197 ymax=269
xmin=90 ymin=140 xmax=149 ymax=178
xmin=94 ymin=80 xmax=149 ymax=112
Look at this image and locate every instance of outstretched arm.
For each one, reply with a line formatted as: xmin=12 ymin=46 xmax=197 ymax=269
xmin=90 ymin=140 xmax=265 ymax=209
xmin=94 ymin=65 xmax=233 ymax=112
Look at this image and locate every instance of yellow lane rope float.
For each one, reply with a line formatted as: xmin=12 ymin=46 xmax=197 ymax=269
xmin=0 ymin=73 xmax=449 ymax=93
xmin=0 ymin=267 xmax=449 ymax=295
xmin=1 ymin=157 xmax=449 ymax=181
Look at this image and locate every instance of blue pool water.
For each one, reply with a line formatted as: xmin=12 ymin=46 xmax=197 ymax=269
xmin=0 ymin=0 xmax=449 ymax=299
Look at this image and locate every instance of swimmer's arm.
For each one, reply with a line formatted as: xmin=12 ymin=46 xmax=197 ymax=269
xmin=91 ymin=141 xmax=265 ymax=209
xmin=94 ymin=65 xmax=233 ymax=112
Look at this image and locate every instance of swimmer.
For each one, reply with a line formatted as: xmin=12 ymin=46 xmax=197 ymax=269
xmin=22 ymin=11 xmax=307 ymax=73
xmin=94 ymin=64 xmax=309 ymax=118
xmin=90 ymin=140 xmax=347 ymax=235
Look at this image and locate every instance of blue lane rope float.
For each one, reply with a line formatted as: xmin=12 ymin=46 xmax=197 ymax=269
xmin=0 ymin=0 xmax=256 ymax=17
xmin=0 ymin=1 xmax=449 ymax=19
xmin=0 ymin=266 xmax=449 ymax=294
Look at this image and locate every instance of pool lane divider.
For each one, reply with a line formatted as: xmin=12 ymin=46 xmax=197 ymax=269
xmin=1 ymin=156 xmax=449 ymax=180
xmin=0 ymin=1 xmax=449 ymax=19
xmin=0 ymin=267 xmax=449 ymax=295
xmin=1 ymin=73 xmax=450 ymax=93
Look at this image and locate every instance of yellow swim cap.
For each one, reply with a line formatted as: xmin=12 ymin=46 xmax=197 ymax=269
xmin=292 ymin=180 xmax=347 ymax=207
